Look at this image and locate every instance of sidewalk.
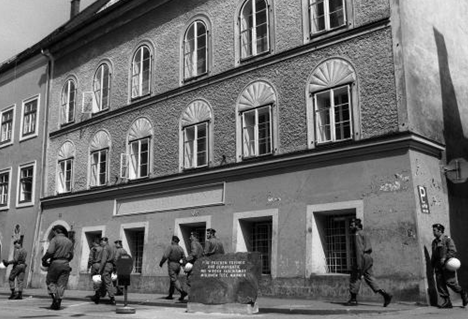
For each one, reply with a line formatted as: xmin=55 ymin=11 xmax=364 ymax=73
xmin=0 ymin=287 xmax=424 ymax=315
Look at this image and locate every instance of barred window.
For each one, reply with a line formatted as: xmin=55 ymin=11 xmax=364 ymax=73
xmin=324 ymin=214 xmax=355 ymax=273
xmin=126 ymin=229 xmax=145 ymax=274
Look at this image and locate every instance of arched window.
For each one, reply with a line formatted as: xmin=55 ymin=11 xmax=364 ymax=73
xmin=236 ymin=81 xmax=277 ymax=160
xmin=57 ymin=141 xmax=75 ymax=193
xmin=89 ymin=131 xmax=111 ymax=187
xmin=239 ymin=0 xmax=270 ymax=60
xmin=121 ymin=118 xmax=153 ymax=180
xmin=93 ymin=63 xmax=111 ymax=112
xmin=184 ymin=20 xmax=208 ymax=80
xmin=308 ymin=0 xmax=346 ymax=35
xmin=180 ymin=100 xmax=213 ymax=169
xmin=307 ymin=58 xmax=359 ymax=146
xmin=131 ymin=45 xmax=152 ymax=99
xmin=61 ymin=78 xmax=77 ymax=125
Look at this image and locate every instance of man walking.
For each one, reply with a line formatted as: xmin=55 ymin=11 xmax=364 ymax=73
xmin=92 ymin=237 xmax=116 ymax=305
xmin=159 ymin=236 xmax=188 ymax=301
xmin=113 ymin=240 xmax=127 ymax=296
xmin=346 ymin=218 xmax=392 ymax=307
xmin=204 ymin=228 xmax=224 ymax=257
xmin=431 ymin=223 xmax=468 ymax=308
xmin=88 ymin=237 xmax=105 ymax=301
xmin=185 ymin=232 xmax=203 ymax=287
xmin=3 ymin=239 xmax=27 ymax=299
xmin=41 ymin=225 xmax=74 ymax=310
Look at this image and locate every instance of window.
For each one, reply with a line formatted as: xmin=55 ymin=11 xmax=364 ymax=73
xmin=129 ymin=138 xmax=149 ymax=179
xmin=175 ymin=216 xmax=211 ymax=257
xmin=61 ymin=79 xmax=76 ymax=125
xmin=80 ymin=227 xmax=104 ymax=272
xmin=1 ymin=107 xmax=14 ymax=145
xmin=57 ymin=158 xmax=73 ymax=193
xmin=21 ymin=97 xmax=38 ymax=138
xmin=184 ymin=20 xmax=208 ymax=80
xmin=93 ymin=63 xmax=111 ymax=112
xmin=307 ymin=58 xmax=359 ymax=147
xmin=131 ymin=45 xmax=152 ymax=99
xmin=0 ymin=169 xmax=10 ymax=209
xmin=90 ymin=149 xmax=108 ymax=187
xmin=248 ymin=220 xmax=272 ymax=274
xmin=121 ymin=118 xmax=153 ymax=180
xmin=242 ymin=105 xmax=272 ymax=158
xmin=309 ymin=0 xmax=346 ymax=35
xmin=183 ymin=122 xmax=208 ymax=169
xmin=125 ymin=228 xmax=145 ymax=274
xmin=239 ymin=0 xmax=270 ymax=60
xmin=18 ymin=163 xmax=35 ymax=205
xmin=314 ymin=86 xmax=351 ymax=144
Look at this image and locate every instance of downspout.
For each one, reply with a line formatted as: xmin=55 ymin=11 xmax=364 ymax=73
xmin=27 ymin=49 xmax=54 ymax=288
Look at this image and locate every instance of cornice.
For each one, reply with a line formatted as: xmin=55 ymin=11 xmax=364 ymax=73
xmin=0 ymin=55 xmax=48 ymax=86
xmin=41 ymin=132 xmax=444 ymax=208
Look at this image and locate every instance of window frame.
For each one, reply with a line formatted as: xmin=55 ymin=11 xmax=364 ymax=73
xmin=183 ymin=20 xmax=209 ymax=81
xmin=130 ymin=45 xmax=152 ymax=100
xmin=93 ymin=63 xmax=112 ymax=113
xmin=61 ymin=79 xmax=77 ymax=126
xmin=57 ymin=157 xmax=74 ymax=194
xmin=0 ymin=167 xmax=12 ymax=210
xmin=0 ymin=106 xmax=15 ymax=147
xmin=16 ymin=161 xmax=36 ymax=207
xmin=183 ymin=121 xmax=209 ymax=170
xmin=127 ymin=137 xmax=150 ymax=180
xmin=90 ymin=148 xmax=109 ymax=187
xmin=120 ymin=222 xmax=149 ymax=275
xmin=241 ymin=104 xmax=273 ymax=159
xmin=20 ymin=95 xmax=39 ymax=141
xmin=238 ymin=0 xmax=271 ymax=61
xmin=79 ymin=226 xmax=105 ymax=273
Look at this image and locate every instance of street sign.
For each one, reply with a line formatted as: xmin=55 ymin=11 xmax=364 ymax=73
xmin=444 ymin=158 xmax=468 ymax=184
xmin=417 ymin=186 xmax=430 ymax=214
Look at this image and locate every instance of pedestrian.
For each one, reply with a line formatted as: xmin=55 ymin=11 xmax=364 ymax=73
xmin=346 ymin=218 xmax=392 ymax=307
xmin=92 ymin=237 xmax=115 ymax=305
xmin=88 ymin=237 xmax=106 ymax=300
xmin=185 ymin=232 xmax=203 ymax=287
xmin=431 ymin=223 xmax=468 ymax=308
xmin=41 ymin=225 xmax=74 ymax=310
xmin=159 ymin=235 xmax=188 ymax=301
xmin=3 ymin=239 xmax=27 ymax=300
xmin=113 ymin=240 xmax=127 ymax=296
xmin=204 ymin=228 xmax=224 ymax=257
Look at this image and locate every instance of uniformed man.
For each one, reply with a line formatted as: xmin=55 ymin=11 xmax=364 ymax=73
xmin=41 ymin=225 xmax=74 ymax=311
xmin=204 ymin=228 xmax=224 ymax=257
xmin=185 ymin=232 xmax=203 ymax=287
xmin=93 ymin=237 xmax=116 ymax=305
xmin=159 ymin=236 xmax=188 ymax=301
xmin=3 ymin=239 xmax=27 ymax=300
xmin=113 ymin=240 xmax=127 ymax=296
xmin=346 ymin=218 xmax=392 ymax=307
xmin=88 ymin=237 xmax=105 ymax=301
xmin=431 ymin=223 xmax=468 ymax=308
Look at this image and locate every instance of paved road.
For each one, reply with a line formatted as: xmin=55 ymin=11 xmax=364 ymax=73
xmin=0 ymin=296 xmax=467 ymax=319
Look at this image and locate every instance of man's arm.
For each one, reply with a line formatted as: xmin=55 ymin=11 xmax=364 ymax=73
xmin=159 ymin=246 xmax=171 ymax=267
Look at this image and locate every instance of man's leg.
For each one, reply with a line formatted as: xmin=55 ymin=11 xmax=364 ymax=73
xmin=435 ymin=270 xmax=452 ymax=308
xmin=362 ymin=265 xmax=392 ymax=307
xmin=346 ymin=268 xmax=361 ymax=306
xmin=8 ymin=267 xmax=19 ymax=299
xmin=102 ymin=264 xmax=115 ymax=304
xmin=13 ymin=267 xmax=26 ymax=299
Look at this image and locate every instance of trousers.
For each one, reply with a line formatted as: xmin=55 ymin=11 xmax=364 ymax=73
xmin=9 ymin=264 xmax=26 ymax=291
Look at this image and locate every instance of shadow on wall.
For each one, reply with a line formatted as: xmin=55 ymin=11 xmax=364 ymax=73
xmin=424 ymin=246 xmax=438 ymax=306
xmin=434 ymin=27 xmax=468 ymax=288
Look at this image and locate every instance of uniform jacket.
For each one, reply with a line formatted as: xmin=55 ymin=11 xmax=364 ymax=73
xmin=186 ymin=239 xmax=203 ymax=263
xmin=353 ymin=229 xmax=372 ymax=270
xmin=88 ymin=245 xmax=103 ymax=268
xmin=99 ymin=243 xmax=116 ymax=272
xmin=43 ymin=233 xmax=74 ymax=262
xmin=204 ymin=237 xmax=225 ymax=257
xmin=431 ymin=234 xmax=457 ymax=269
xmin=160 ymin=243 xmax=185 ymax=265
xmin=8 ymin=247 xmax=27 ymax=266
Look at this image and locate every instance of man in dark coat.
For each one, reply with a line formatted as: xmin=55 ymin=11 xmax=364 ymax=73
xmin=159 ymin=236 xmax=188 ymax=301
xmin=431 ymin=223 xmax=468 ymax=308
xmin=88 ymin=237 xmax=106 ymax=300
xmin=185 ymin=232 xmax=203 ymax=287
xmin=113 ymin=240 xmax=128 ymax=296
xmin=346 ymin=218 xmax=392 ymax=307
xmin=41 ymin=225 xmax=74 ymax=310
xmin=3 ymin=239 xmax=27 ymax=299
xmin=204 ymin=228 xmax=224 ymax=257
xmin=92 ymin=237 xmax=116 ymax=305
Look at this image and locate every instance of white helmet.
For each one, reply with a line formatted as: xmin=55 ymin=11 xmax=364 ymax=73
xmin=445 ymin=257 xmax=461 ymax=271
xmin=92 ymin=275 xmax=102 ymax=284
xmin=184 ymin=262 xmax=193 ymax=273
xmin=111 ymin=273 xmax=118 ymax=282
xmin=0 ymin=262 xmax=6 ymax=269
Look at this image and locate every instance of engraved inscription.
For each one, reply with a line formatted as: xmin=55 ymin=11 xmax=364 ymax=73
xmin=200 ymin=260 xmax=247 ymax=278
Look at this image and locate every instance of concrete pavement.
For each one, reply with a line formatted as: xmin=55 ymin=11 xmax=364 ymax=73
xmin=0 ymin=287 xmax=425 ymax=316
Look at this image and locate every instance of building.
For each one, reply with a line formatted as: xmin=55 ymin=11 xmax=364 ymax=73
xmin=12 ymin=0 xmax=467 ymax=303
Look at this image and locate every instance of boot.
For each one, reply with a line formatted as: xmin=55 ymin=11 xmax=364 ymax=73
xmin=8 ymin=289 xmax=16 ymax=300
xmin=438 ymin=298 xmax=453 ymax=309
xmin=461 ymin=291 xmax=468 ymax=308
xmin=164 ymin=295 xmax=174 ymax=300
xmin=178 ymin=291 xmax=188 ymax=301
xmin=91 ymin=291 xmax=100 ymax=304
xmin=378 ymin=289 xmax=392 ymax=307
xmin=49 ymin=293 xmax=58 ymax=310
xmin=51 ymin=299 xmax=62 ymax=310
xmin=13 ymin=291 xmax=22 ymax=300
xmin=109 ymin=297 xmax=116 ymax=305
xmin=345 ymin=293 xmax=358 ymax=306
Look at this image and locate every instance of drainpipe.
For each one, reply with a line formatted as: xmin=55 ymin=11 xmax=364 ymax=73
xmin=26 ymin=49 xmax=54 ymax=288
xmin=70 ymin=0 xmax=81 ymax=19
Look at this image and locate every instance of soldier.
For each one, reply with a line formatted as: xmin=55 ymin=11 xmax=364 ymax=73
xmin=88 ymin=237 xmax=105 ymax=301
xmin=113 ymin=240 xmax=127 ymax=296
xmin=159 ymin=236 xmax=188 ymax=301
xmin=431 ymin=223 xmax=468 ymax=308
xmin=92 ymin=237 xmax=116 ymax=305
xmin=346 ymin=218 xmax=392 ymax=307
xmin=204 ymin=228 xmax=224 ymax=257
xmin=3 ymin=239 xmax=27 ymax=300
xmin=41 ymin=225 xmax=74 ymax=311
xmin=185 ymin=232 xmax=203 ymax=287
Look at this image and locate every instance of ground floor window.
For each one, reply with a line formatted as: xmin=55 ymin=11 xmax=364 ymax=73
xmin=125 ymin=228 xmax=145 ymax=274
xmin=80 ymin=227 xmax=104 ymax=272
xmin=322 ymin=213 xmax=355 ymax=273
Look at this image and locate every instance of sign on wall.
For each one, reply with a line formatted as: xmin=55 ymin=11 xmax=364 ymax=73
xmin=417 ymin=185 xmax=430 ymax=214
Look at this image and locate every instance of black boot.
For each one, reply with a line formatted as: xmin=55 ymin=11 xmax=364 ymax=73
xmin=345 ymin=293 xmax=358 ymax=306
xmin=438 ymin=298 xmax=453 ymax=309
xmin=13 ymin=291 xmax=22 ymax=300
xmin=8 ymin=289 xmax=16 ymax=300
xmin=178 ymin=291 xmax=188 ymax=301
xmin=91 ymin=292 xmax=100 ymax=304
xmin=377 ymin=289 xmax=392 ymax=307
xmin=109 ymin=297 xmax=116 ymax=305
xmin=461 ymin=291 xmax=468 ymax=308
xmin=49 ymin=294 xmax=58 ymax=310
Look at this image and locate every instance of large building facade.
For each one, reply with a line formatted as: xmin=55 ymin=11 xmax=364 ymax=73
xmin=4 ymin=0 xmax=464 ymax=303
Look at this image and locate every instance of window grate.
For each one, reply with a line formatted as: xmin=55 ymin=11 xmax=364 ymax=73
xmin=250 ymin=221 xmax=272 ymax=274
xmin=324 ymin=214 xmax=355 ymax=274
xmin=131 ymin=230 xmax=145 ymax=274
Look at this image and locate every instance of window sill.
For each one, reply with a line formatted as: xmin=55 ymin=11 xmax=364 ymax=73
xmin=16 ymin=202 xmax=34 ymax=208
xmin=307 ymin=24 xmax=349 ymax=43
xmin=0 ymin=206 xmax=9 ymax=211
xmin=183 ymin=72 xmax=209 ymax=84
xmin=0 ymin=141 xmax=13 ymax=149
xmin=61 ymin=121 xmax=76 ymax=128
xmin=19 ymin=133 xmax=38 ymax=142
xmin=130 ymin=93 xmax=151 ymax=103
xmin=239 ymin=50 xmax=272 ymax=65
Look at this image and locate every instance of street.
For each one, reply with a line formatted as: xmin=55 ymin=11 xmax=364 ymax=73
xmin=0 ymin=297 xmax=467 ymax=319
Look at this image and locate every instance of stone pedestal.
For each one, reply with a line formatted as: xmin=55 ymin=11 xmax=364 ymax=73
xmin=187 ymin=252 xmax=262 ymax=314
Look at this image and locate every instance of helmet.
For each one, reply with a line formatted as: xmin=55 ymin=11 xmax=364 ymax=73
xmin=184 ymin=262 xmax=193 ymax=273
xmin=111 ymin=273 xmax=118 ymax=282
xmin=445 ymin=257 xmax=461 ymax=271
xmin=0 ymin=262 xmax=6 ymax=269
xmin=40 ymin=264 xmax=49 ymax=272
xmin=92 ymin=275 xmax=102 ymax=284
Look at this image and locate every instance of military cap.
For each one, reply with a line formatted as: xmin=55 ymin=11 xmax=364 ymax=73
xmin=432 ymin=223 xmax=445 ymax=232
xmin=13 ymin=239 xmax=22 ymax=245
xmin=52 ymin=225 xmax=68 ymax=237
xmin=172 ymin=235 xmax=180 ymax=243
xmin=101 ymin=237 xmax=109 ymax=242
xmin=114 ymin=240 xmax=122 ymax=245
xmin=206 ymin=228 xmax=216 ymax=234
